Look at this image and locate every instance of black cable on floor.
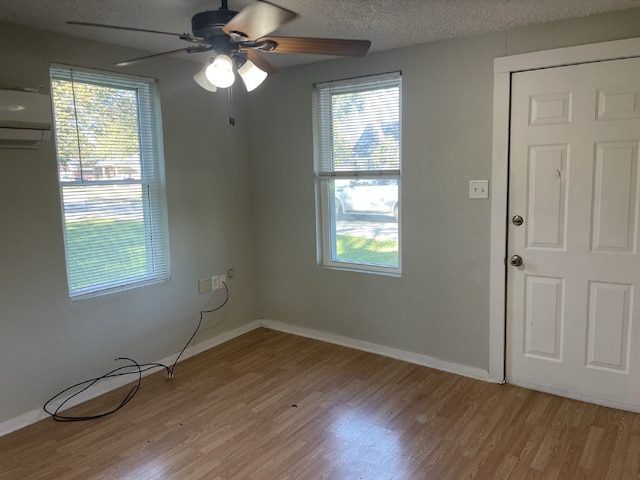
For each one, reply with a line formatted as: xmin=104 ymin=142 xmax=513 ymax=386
xmin=43 ymin=282 xmax=229 ymax=422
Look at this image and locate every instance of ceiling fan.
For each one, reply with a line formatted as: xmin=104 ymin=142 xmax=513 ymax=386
xmin=68 ymin=0 xmax=372 ymax=93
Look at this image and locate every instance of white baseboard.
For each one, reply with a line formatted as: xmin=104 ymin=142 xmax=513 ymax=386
xmin=0 ymin=320 xmax=262 ymax=438
xmin=1 ymin=318 xmax=492 ymax=437
xmin=174 ymin=320 xmax=261 ymax=361
xmin=259 ymin=319 xmax=491 ymax=382
xmin=7 ymin=316 xmax=634 ymax=437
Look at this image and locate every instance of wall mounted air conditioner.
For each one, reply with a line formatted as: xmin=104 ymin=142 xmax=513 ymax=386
xmin=0 ymin=88 xmax=52 ymax=148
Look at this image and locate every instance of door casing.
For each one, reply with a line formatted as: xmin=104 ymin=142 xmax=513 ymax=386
xmin=489 ymin=38 xmax=640 ymax=395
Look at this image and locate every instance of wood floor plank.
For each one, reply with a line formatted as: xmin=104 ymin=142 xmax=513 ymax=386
xmin=1 ymin=328 xmax=640 ymax=479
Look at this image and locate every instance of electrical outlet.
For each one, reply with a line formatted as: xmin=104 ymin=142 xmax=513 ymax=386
xmin=211 ymin=275 xmax=219 ymax=291
xmin=219 ymin=274 xmax=226 ymax=288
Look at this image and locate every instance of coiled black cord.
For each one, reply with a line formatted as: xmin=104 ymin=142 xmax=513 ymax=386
xmin=43 ymin=282 xmax=229 ymax=421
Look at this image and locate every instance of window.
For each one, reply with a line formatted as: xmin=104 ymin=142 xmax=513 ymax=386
xmin=50 ymin=65 xmax=170 ymax=299
xmin=314 ymin=72 xmax=402 ymax=274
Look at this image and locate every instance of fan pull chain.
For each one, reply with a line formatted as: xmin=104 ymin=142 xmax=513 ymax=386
xmin=227 ymin=86 xmax=235 ymax=126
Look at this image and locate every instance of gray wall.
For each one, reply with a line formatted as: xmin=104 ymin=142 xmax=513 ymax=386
xmin=247 ymin=8 xmax=640 ymax=371
xmin=3 ymin=7 xmax=640 ymax=426
xmin=0 ymin=22 xmax=258 ymax=424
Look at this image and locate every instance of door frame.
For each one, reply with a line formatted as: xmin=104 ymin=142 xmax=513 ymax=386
xmin=489 ymin=37 xmax=640 ymax=383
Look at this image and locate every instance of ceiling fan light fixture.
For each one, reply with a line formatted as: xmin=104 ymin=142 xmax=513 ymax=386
xmin=193 ymin=60 xmax=218 ymax=92
xmin=237 ymin=60 xmax=268 ymax=92
xmin=205 ymin=54 xmax=235 ymax=89
xmin=73 ymin=0 xmax=372 ymax=100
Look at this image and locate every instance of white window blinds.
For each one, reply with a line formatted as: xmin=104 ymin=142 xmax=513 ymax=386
xmin=314 ymin=72 xmax=401 ymax=177
xmin=50 ymin=66 xmax=169 ymax=299
xmin=313 ymin=72 xmax=402 ymax=274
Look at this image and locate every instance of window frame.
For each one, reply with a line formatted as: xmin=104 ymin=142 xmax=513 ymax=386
xmin=50 ymin=64 xmax=170 ymax=299
xmin=313 ymin=72 xmax=402 ymax=275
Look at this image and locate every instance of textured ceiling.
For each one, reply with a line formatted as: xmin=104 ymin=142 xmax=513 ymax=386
xmin=1 ymin=0 xmax=640 ymax=68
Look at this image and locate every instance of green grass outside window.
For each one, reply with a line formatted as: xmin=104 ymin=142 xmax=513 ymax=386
xmin=65 ymin=219 xmax=147 ymax=290
xmin=335 ymin=234 xmax=398 ymax=266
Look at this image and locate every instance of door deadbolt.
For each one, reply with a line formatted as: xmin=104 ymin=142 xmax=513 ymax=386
xmin=512 ymin=215 xmax=524 ymax=226
xmin=510 ymin=255 xmax=523 ymax=267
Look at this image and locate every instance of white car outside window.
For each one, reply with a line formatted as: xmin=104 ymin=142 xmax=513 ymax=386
xmin=335 ymin=178 xmax=398 ymax=221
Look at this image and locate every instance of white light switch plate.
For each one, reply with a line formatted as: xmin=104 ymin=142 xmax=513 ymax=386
xmin=469 ymin=180 xmax=489 ymax=199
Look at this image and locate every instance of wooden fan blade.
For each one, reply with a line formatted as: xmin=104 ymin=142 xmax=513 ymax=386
xmin=223 ymin=1 xmax=297 ymax=41
xmin=244 ymin=49 xmax=278 ymax=75
xmin=259 ymin=36 xmax=371 ymax=56
xmin=115 ymin=46 xmax=212 ymax=67
xmin=67 ymin=21 xmax=205 ymax=43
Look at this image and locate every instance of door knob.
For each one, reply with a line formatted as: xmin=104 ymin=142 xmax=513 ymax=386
xmin=510 ymin=255 xmax=523 ymax=267
xmin=512 ymin=215 xmax=524 ymax=226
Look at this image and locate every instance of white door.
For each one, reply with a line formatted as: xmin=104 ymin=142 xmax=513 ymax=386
xmin=507 ymin=57 xmax=640 ymax=410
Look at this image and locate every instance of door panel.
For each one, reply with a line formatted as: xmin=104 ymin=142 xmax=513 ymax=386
xmin=507 ymin=57 xmax=640 ymax=409
xmin=524 ymin=275 xmax=564 ymax=361
xmin=526 ymin=145 xmax=568 ymax=249
xmin=591 ymin=141 xmax=638 ymax=252
xmin=586 ymin=281 xmax=632 ymax=372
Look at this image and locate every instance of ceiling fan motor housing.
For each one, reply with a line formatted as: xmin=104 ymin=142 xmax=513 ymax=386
xmin=191 ymin=9 xmax=237 ymax=38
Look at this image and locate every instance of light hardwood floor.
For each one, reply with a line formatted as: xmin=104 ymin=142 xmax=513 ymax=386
xmin=1 ymin=327 xmax=640 ymax=479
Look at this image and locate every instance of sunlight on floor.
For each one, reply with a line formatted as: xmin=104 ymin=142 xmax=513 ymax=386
xmin=331 ymin=413 xmax=404 ymax=479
